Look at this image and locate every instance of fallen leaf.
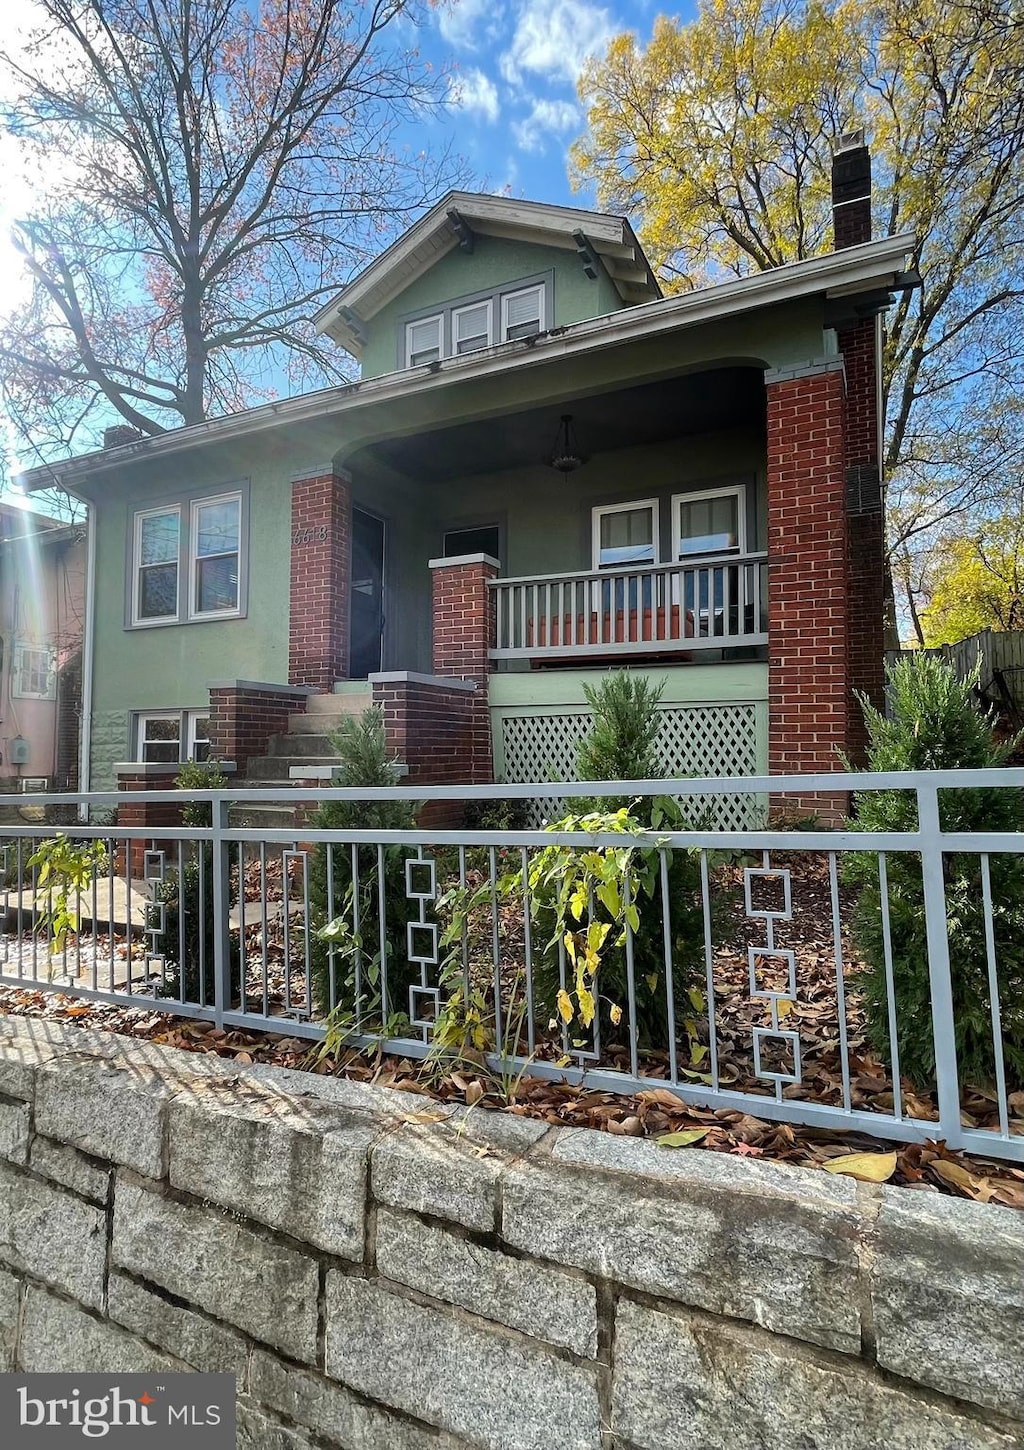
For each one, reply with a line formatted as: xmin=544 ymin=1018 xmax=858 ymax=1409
xmin=823 ymin=1151 xmax=897 ymax=1183
xmin=656 ymin=1128 xmax=709 ymax=1149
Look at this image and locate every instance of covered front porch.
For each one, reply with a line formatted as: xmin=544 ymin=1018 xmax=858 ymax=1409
xmin=343 ymin=364 xmax=770 ymax=678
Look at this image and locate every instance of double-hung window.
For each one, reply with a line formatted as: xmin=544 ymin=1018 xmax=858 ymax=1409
xmin=12 ymin=641 xmax=57 ymax=700
xmin=501 ymin=284 xmax=544 ymax=341
xmin=592 ymin=500 xmax=660 ymax=570
xmin=453 ymin=300 xmax=491 ymax=355
xmin=406 ymin=315 xmax=442 ymax=367
xmin=673 ymin=485 xmax=746 ymax=636
xmin=135 ymin=508 xmax=180 ymax=622
xmin=130 ymin=488 xmax=245 ymax=627
xmin=673 ymin=486 xmax=745 ymax=559
xmin=191 ymin=495 xmax=241 ymax=617
xmin=136 ymin=710 xmax=210 ymax=763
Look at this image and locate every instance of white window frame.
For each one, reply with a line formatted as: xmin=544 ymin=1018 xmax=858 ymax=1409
xmin=405 ymin=314 xmax=443 ymax=367
xmin=135 ymin=709 xmax=210 ymax=764
xmin=591 ymin=499 xmax=661 ymax=571
xmin=189 ymin=492 xmax=242 ymax=620
xmin=501 ymin=284 xmax=545 ymax=342
xmin=188 ymin=712 xmax=211 ymax=762
xmin=452 ymin=299 xmax=492 ymax=355
xmin=11 ymin=640 xmax=57 ymax=700
xmin=132 ymin=505 xmax=181 ymax=625
xmin=672 ymin=485 xmax=746 ymax=560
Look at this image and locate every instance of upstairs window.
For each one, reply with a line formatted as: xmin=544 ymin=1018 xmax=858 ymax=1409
xmin=674 ymin=486 xmax=745 ymax=558
xmin=191 ymin=495 xmax=241 ymax=617
xmin=406 ymin=315 xmax=442 ymax=367
xmin=12 ymin=641 xmax=56 ymax=700
xmin=135 ymin=507 xmax=180 ymax=622
xmin=453 ymin=301 xmax=492 ymax=355
xmin=592 ymin=501 xmax=659 ymax=570
xmin=130 ymin=486 xmax=246 ymax=628
xmin=502 ymin=284 xmax=544 ymax=341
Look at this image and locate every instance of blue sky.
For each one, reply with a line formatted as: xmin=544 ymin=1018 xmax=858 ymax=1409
xmin=412 ymin=0 xmax=683 ymax=206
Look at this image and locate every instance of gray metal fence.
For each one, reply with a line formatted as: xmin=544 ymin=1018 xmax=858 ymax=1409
xmin=2 ymin=770 xmax=1022 ymax=1162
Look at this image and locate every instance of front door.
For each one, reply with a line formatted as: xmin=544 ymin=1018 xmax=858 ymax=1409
xmin=349 ymin=508 xmax=386 ymax=678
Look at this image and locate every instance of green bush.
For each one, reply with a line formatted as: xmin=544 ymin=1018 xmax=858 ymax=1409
xmin=309 ymin=708 xmax=419 ymax=1024
xmin=576 ymin=672 xmax=664 ymax=791
xmin=846 ymin=654 xmax=1024 ymax=1088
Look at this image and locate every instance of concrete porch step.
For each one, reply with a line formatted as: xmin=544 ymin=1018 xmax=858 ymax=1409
xmin=303 ymin=689 xmax=372 ymax=717
xmin=246 ymin=754 xmax=340 ymax=781
xmin=271 ymin=731 xmax=338 ymax=755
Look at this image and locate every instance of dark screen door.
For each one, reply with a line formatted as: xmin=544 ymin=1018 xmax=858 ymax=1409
xmin=349 ymin=509 xmax=386 ymax=678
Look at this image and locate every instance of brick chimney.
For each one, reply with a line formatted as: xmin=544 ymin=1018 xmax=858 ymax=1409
xmin=103 ymin=424 xmax=144 ymax=449
xmin=832 ymin=130 xmax=872 ymax=249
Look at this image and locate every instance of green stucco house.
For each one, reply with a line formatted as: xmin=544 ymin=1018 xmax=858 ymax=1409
xmin=22 ymin=138 xmax=915 ymax=825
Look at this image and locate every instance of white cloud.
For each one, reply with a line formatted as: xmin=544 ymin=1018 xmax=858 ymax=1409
xmin=512 ymin=98 xmax=580 ymax=154
xmin=500 ymin=0 xmax=617 ymax=87
xmin=438 ymin=0 xmax=506 ymax=50
xmin=447 ymin=67 xmax=501 ymax=124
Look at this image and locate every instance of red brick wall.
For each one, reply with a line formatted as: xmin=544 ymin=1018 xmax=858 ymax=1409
xmin=208 ymin=683 xmax=309 ymax=772
xmin=115 ymin=767 xmax=183 ymax=878
xmin=766 ymin=365 xmax=849 ymax=821
xmin=372 ymin=676 xmax=483 ymax=828
xmin=839 ymin=319 xmax=886 ymax=759
xmin=289 ymin=471 xmax=351 ymax=690
xmin=431 ymin=557 xmax=497 ymax=682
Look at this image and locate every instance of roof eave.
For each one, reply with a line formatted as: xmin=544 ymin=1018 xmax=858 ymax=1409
xmin=19 ymin=232 xmax=916 ymax=496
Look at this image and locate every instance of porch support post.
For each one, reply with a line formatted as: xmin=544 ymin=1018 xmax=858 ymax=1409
xmin=765 ymin=360 xmax=850 ymax=822
xmin=288 ymin=466 xmax=351 ymax=690
xmin=429 ymin=552 xmax=499 ymax=782
xmin=838 ymin=317 xmax=886 ymax=761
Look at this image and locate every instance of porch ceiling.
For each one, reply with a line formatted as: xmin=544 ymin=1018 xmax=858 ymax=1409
xmin=356 ymin=366 xmax=765 ymax=486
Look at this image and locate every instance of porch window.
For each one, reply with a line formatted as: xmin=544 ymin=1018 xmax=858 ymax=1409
xmin=190 ymin=494 xmax=241 ymax=617
xmin=406 ymin=315 xmax=442 ymax=367
xmin=136 ymin=710 xmax=210 ymax=763
xmin=12 ymin=641 xmax=56 ymax=700
xmin=453 ymin=301 xmax=491 ymax=355
xmin=673 ymin=486 xmax=745 ymax=558
xmin=501 ymin=285 xmax=544 ymax=341
xmin=134 ymin=507 xmax=180 ymax=622
xmin=592 ymin=500 xmax=660 ymax=570
xmin=443 ymin=524 xmax=500 ymax=560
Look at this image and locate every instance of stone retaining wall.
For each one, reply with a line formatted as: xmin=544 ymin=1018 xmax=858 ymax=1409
xmin=0 ymin=1018 xmax=1021 ymax=1450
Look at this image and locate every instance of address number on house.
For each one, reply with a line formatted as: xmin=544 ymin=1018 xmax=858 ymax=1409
xmin=292 ymin=525 xmax=329 ymax=546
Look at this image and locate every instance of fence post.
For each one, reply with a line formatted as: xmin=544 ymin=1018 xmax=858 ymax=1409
xmin=916 ymin=781 xmax=963 ymax=1148
xmin=211 ymin=795 xmax=232 ymax=1030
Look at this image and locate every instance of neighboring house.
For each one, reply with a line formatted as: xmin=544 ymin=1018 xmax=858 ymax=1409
xmin=19 ymin=136 xmax=914 ymax=825
xmin=0 ymin=503 xmax=87 ymax=791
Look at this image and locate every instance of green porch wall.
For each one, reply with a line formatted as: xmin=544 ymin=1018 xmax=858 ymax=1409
xmin=413 ymin=427 xmax=766 ymax=579
xmin=361 ymin=235 xmax=625 ymax=379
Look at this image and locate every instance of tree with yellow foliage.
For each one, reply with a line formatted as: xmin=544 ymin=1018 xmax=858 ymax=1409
xmin=572 ymin=0 xmax=1024 ymax=616
xmin=917 ymin=504 xmax=1024 ymax=646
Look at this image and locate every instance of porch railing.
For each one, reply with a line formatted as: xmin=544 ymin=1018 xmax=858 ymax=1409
xmin=1 ymin=771 xmax=1023 ymax=1163
xmin=489 ymin=553 xmax=769 ymax=660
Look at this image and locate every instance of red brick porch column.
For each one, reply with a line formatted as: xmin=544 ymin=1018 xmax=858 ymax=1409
xmin=115 ymin=763 xmax=185 ymax=879
xmin=766 ymin=360 xmax=850 ymax=822
xmin=208 ymin=680 xmax=311 ymax=773
xmin=371 ymin=671 xmax=480 ymax=827
xmin=289 ymin=467 xmax=351 ymax=690
xmin=839 ymin=318 xmax=885 ymax=761
xmin=429 ymin=553 xmax=498 ymax=783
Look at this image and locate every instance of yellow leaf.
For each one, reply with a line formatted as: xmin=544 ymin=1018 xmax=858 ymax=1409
xmin=577 ymin=986 xmax=596 ymax=1028
xmin=609 ymin=1002 xmax=623 ymax=1026
xmin=656 ymin=1128 xmax=708 ymax=1148
xmin=823 ymin=1151 xmax=897 ymax=1183
xmin=777 ymin=998 xmax=794 ymax=1018
xmin=563 ymin=931 xmax=577 ymax=964
xmin=645 ymin=973 xmax=659 ymax=994
xmin=687 ymin=987 xmax=705 ymax=1012
xmin=556 ymin=989 xmax=574 ymax=1025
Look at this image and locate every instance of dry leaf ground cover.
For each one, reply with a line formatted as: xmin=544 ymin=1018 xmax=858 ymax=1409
xmin=2 ymin=853 xmax=1022 ymax=1208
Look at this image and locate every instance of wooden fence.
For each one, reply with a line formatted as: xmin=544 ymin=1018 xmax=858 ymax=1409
xmin=886 ymin=629 xmax=1024 ymax=718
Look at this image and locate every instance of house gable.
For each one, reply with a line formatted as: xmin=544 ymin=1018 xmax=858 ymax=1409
xmin=316 ymin=192 xmax=661 ymax=379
